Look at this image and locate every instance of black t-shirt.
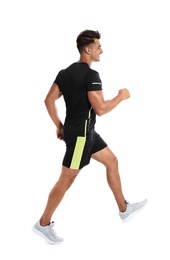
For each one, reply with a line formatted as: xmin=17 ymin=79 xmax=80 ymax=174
xmin=54 ymin=62 xmax=102 ymax=136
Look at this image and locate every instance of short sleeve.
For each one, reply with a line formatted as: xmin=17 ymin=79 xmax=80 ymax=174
xmin=54 ymin=70 xmax=64 ymax=85
xmin=86 ymin=69 xmax=102 ymax=91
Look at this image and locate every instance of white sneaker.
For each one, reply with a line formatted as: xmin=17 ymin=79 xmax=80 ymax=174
xmin=32 ymin=221 xmax=63 ymax=244
xmin=119 ymin=198 xmax=148 ymax=223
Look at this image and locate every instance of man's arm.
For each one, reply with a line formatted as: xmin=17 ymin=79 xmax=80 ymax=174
xmin=87 ymin=88 xmax=130 ymax=116
xmin=44 ymin=83 xmax=64 ymax=140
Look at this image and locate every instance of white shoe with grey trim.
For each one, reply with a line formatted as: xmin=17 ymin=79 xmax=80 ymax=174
xmin=119 ymin=198 xmax=148 ymax=223
xmin=32 ymin=221 xmax=63 ymax=244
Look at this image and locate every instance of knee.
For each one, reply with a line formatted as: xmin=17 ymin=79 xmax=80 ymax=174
xmin=59 ymin=173 xmax=77 ymax=189
xmin=107 ymin=155 xmax=118 ymax=170
xmin=114 ymin=155 xmax=118 ymax=165
xmin=112 ymin=155 xmax=118 ymax=167
xmin=67 ymin=175 xmax=77 ymax=189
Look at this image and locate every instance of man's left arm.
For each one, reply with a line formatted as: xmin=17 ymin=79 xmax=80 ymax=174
xmin=44 ymin=83 xmax=64 ymax=140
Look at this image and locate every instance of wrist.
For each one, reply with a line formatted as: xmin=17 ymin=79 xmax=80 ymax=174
xmin=56 ymin=122 xmax=63 ymax=129
xmin=115 ymin=94 xmax=123 ymax=102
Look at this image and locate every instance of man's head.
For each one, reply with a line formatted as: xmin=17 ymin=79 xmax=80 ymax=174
xmin=76 ymin=30 xmax=101 ymax=53
xmin=76 ymin=30 xmax=103 ymax=62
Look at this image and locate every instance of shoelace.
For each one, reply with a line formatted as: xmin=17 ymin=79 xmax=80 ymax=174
xmin=52 ymin=228 xmax=58 ymax=237
xmin=50 ymin=223 xmax=58 ymax=237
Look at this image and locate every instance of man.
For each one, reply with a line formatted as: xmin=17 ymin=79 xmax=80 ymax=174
xmin=32 ymin=30 xmax=148 ymax=244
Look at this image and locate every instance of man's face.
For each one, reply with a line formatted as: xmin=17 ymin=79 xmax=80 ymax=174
xmin=89 ymin=39 xmax=103 ymax=62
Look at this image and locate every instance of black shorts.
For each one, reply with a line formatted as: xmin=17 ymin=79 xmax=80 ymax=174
xmin=62 ymin=130 xmax=107 ymax=169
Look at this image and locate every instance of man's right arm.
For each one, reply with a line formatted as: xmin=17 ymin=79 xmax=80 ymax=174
xmin=87 ymin=88 xmax=130 ymax=116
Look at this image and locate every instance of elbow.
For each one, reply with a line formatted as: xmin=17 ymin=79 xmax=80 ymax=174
xmin=96 ymin=112 xmax=103 ymax=117
xmin=95 ymin=109 xmax=105 ymax=117
xmin=44 ymin=96 xmax=56 ymax=109
xmin=93 ymin=103 xmax=107 ymax=116
xmin=44 ymin=97 xmax=48 ymax=106
xmin=97 ymin=112 xmax=105 ymax=117
xmin=44 ymin=95 xmax=51 ymax=106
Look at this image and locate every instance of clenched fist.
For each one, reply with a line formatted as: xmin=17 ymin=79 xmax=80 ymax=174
xmin=118 ymin=88 xmax=130 ymax=100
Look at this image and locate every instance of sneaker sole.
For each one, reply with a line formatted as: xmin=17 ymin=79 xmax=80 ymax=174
xmin=32 ymin=227 xmax=63 ymax=245
xmin=121 ymin=201 xmax=148 ymax=223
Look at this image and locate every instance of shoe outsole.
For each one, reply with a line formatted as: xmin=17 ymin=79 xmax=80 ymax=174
xmin=32 ymin=227 xmax=63 ymax=245
xmin=121 ymin=200 xmax=148 ymax=223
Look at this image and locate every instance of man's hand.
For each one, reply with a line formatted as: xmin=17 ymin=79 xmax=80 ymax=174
xmin=118 ymin=88 xmax=130 ymax=100
xmin=56 ymin=124 xmax=64 ymax=140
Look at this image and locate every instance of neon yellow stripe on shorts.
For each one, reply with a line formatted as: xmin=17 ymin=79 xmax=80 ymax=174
xmin=70 ymin=136 xmax=86 ymax=169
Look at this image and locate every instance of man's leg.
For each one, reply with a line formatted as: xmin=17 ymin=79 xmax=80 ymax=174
xmin=92 ymin=146 xmax=127 ymax=212
xmin=40 ymin=166 xmax=80 ymax=226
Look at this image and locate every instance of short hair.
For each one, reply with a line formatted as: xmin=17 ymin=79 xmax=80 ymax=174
xmin=76 ymin=30 xmax=101 ymax=53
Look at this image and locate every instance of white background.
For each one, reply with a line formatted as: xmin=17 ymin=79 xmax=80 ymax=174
xmin=0 ymin=0 xmax=170 ymax=259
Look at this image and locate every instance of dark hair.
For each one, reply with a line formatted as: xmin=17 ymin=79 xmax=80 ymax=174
xmin=76 ymin=30 xmax=101 ymax=53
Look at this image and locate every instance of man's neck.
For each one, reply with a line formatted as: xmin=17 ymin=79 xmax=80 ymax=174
xmin=78 ymin=55 xmax=92 ymax=67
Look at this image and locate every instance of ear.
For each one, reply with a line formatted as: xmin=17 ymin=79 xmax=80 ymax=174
xmin=84 ymin=46 xmax=91 ymax=55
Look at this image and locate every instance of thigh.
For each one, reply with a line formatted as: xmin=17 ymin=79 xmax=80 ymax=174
xmin=58 ymin=165 xmax=80 ymax=184
xmin=92 ymin=146 xmax=117 ymax=167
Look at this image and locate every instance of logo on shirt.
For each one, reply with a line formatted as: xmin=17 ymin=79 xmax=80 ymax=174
xmin=92 ymin=82 xmax=102 ymax=85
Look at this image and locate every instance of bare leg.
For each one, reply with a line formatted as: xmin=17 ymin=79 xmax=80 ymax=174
xmin=92 ymin=146 xmax=126 ymax=212
xmin=40 ymin=166 xmax=80 ymax=226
